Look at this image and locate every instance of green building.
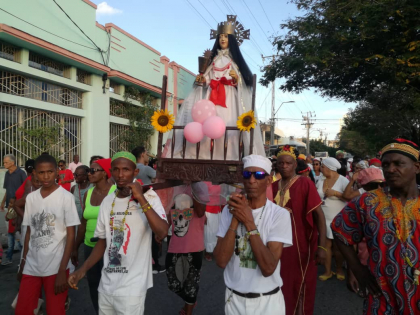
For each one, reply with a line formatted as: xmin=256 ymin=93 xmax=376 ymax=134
xmin=0 ymin=0 xmax=195 ymax=166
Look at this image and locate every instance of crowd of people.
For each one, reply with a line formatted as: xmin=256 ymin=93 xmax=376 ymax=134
xmin=0 ymin=137 xmax=419 ymax=315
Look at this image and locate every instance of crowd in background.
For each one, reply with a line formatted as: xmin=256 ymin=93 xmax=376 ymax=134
xmin=1 ymin=138 xmax=420 ymax=315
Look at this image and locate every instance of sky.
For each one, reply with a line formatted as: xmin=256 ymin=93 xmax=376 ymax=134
xmin=92 ymin=0 xmax=356 ymax=140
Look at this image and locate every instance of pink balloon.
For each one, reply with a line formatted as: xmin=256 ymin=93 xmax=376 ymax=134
xmin=191 ymin=99 xmax=217 ymax=124
xmin=203 ymin=116 xmax=226 ymax=139
xmin=184 ymin=122 xmax=204 ymax=144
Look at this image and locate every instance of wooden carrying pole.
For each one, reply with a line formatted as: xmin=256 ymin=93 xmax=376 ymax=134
xmin=157 ymin=75 xmax=167 ymax=160
xmin=250 ymin=74 xmax=256 ymax=155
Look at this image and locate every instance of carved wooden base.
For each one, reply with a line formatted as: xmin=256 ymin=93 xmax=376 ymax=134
xmin=157 ymin=158 xmax=244 ymax=185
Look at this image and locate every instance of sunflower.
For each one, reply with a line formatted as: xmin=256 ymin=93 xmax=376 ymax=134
xmin=237 ymin=110 xmax=256 ymax=132
xmin=151 ymin=110 xmax=175 ymax=133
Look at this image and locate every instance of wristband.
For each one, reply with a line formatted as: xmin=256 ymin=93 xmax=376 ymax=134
xmin=141 ymin=202 xmax=151 ymax=213
xmin=318 ymin=246 xmax=328 ymax=252
xmin=246 ymin=229 xmax=260 ymax=238
xmin=228 ymin=228 xmax=237 ymax=233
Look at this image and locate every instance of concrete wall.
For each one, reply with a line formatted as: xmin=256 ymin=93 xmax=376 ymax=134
xmin=0 ymin=0 xmax=196 ymax=163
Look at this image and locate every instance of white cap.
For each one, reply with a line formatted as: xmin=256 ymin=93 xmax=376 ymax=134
xmin=243 ymin=154 xmax=272 ymax=174
xmin=174 ymin=194 xmax=193 ymax=210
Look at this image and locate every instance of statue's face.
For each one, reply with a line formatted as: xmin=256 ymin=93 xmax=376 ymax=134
xmin=219 ymin=34 xmax=229 ymax=49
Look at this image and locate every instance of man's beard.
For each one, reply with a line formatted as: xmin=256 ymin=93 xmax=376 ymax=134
xmin=117 ymin=185 xmax=131 ymax=197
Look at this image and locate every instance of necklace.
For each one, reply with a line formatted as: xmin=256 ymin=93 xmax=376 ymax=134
xmin=389 ymin=194 xmax=420 ymax=285
xmin=235 ymin=201 xmax=267 ymax=256
xmin=109 ymin=190 xmax=131 ymax=232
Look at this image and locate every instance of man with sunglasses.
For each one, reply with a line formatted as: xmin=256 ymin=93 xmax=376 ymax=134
xmin=272 ymin=145 xmax=327 ymax=315
xmin=214 ymin=154 xmax=292 ymax=315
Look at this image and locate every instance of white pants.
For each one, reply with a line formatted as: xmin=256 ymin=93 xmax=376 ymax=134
xmin=204 ymin=212 xmax=221 ymax=253
xmin=98 ymin=293 xmax=146 ymax=315
xmin=225 ymin=288 xmax=285 ymax=315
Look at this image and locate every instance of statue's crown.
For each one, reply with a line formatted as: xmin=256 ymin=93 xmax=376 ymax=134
xmin=210 ymin=15 xmax=250 ymax=46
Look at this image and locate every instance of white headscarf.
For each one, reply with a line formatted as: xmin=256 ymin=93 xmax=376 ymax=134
xmin=243 ymin=154 xmax=272 ymax=174
xmin=322 ymin=157 xmax=342 ymax=172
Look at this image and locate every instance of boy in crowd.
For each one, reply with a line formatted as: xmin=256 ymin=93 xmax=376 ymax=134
xmin=16 ymin=154 xmax=80 ymax=315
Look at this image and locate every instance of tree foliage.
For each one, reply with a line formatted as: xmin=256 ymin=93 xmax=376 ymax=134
xmin=309 ymin=139 xmax=337 ymax=156
xmin=121 ymin=87 xmax=158 ymax=151
xmin=261 ymin=0 xmax=420 ymax=102
xmin=18 ymin=120 xmax=67 ymax=160
xmin=339 ymin=88 xmax=420 ymax=153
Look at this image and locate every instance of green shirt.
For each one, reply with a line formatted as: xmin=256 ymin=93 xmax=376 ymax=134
xmin=83 ymin=185 xmax=116 ymax=247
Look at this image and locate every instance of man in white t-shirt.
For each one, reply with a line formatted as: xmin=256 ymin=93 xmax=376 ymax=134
xmin=214 ymin=154 xmax=293 ymax=315
xmin=68 ymin=151 xmax=168 ymax=315
xmin=16 ymin=154 xmax=80 ymax=315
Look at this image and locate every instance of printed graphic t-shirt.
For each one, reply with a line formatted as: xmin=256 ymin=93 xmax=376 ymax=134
xmin=95 ymin=189 xmax=167 ymax=297
xmin=217 ymin=199 xmax=293 ymax=293
xmin=58 ymin=169 xmax=74 ymax=191
xmin=168 ymin=209 xmax=205 ymax=254
xmin=22 ymin=186 xmax=80 ymax=277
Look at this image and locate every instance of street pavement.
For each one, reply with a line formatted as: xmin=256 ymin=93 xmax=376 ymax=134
xmin=0 ymin=240 xmax=363 ymax=315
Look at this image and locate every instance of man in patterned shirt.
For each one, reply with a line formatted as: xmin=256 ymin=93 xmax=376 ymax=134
xmin=332 ymin=138 xmax=420 ymax=314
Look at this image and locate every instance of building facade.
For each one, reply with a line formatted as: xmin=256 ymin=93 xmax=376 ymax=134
xmin=0 ymin=0 xmax=195 ymax=166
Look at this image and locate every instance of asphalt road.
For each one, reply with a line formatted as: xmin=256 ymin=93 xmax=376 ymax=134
xmin=0 ymin=240 xmax=363 ymax=315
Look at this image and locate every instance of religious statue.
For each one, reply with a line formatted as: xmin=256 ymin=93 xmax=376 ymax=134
xmin=166 ymin=15 xmax=265 ymax=161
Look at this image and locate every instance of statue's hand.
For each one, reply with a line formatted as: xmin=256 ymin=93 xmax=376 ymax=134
xmin=229 ymin=70 xmax=238 ymax=83
xmin=196 ymin=74 xmax=205 ymax=83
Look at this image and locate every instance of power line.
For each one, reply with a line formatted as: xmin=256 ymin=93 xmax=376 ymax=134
xmin=258 ymin=88 xmax=271 ymax=111
xmin=52 ymin=0 xmax=106 ymax=65
xmin=257 ymin=0 xmax=276 ymax=33
xmin=198 ymin=0 xmax=218 ymax=23
xmin=213 ymin=0 xmax=226 ymax=18
xmin=242 ymin=50 xmax=260 ymax=68
xmin=0 ymin=7 xmax=98 ymax=51
xmin=241 ymin=0 xmax=272 ymax=44
xmin=185 ymin=0 xmax=213 ymax=28
xmin=219 ymin=0 xmax=266 ymax=55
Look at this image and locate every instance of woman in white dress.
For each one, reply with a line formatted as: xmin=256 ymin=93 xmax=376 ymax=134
xmin=316 ymin=157 xmax=350 ymax=281
xmin=167 ymin=16 xmax=265 ymax=160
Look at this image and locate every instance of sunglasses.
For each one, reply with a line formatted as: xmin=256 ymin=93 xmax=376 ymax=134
xmin=242 ymin=171 xmax=269 ymax=180
xmin=58 ymin=164 xmax=64 ymax=167
xmin=88 ymin=168 xmax=104 ymax=174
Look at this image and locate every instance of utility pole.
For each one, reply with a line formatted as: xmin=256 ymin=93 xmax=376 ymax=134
xmin=324 ymin=133 xmax=329 ymax=146
xmin=302 ymin=111 xmax=316 ymax=155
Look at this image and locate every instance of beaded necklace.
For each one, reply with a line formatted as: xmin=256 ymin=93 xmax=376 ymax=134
xmin=235 ymin=201 xmax=267 ymax=256
xmin=389 ymin=194 xmax=420 ymax=285
xmin=109 ymin=190 xmax=131 ymax=232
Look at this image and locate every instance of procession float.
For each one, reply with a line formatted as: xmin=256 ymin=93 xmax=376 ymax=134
xmin=148 ymin=15 xmax=265 ymax=192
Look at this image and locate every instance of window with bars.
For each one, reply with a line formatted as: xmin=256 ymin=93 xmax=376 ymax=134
xmin=110 ymin=123 xmax=130 ymax=157
xmin=0 ymin=103 xmax=82 ymax=167
xmin=0 ymin=70 xmax=82 ymax=109
xmin=109 ymin=81 xmax=120 ymax=94
xmin=0 ymin=41 xmax=20 ymax=63
xmin=28 ymin=52 xmax=70 ymax=78
xmin=76 ymin=68 xmax=91 ymax=85
xmin=110 ymin=99 xmax=129 ymax=119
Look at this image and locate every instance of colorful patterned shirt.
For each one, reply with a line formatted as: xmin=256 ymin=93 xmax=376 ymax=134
xmin=332 ymin=187 xmax=420 ymax=315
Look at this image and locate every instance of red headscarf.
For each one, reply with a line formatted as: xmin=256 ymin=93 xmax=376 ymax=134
xmin=95 ymin=158 xmax=111 ymax=179
xmin=368 ymin=158 xmax=382 ymax=166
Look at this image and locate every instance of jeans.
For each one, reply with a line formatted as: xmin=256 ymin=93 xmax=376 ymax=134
xmin=84 ymin=244 xmax=103 ymax=314
xmin=6 ymin=233 xmax=16 ymax=261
